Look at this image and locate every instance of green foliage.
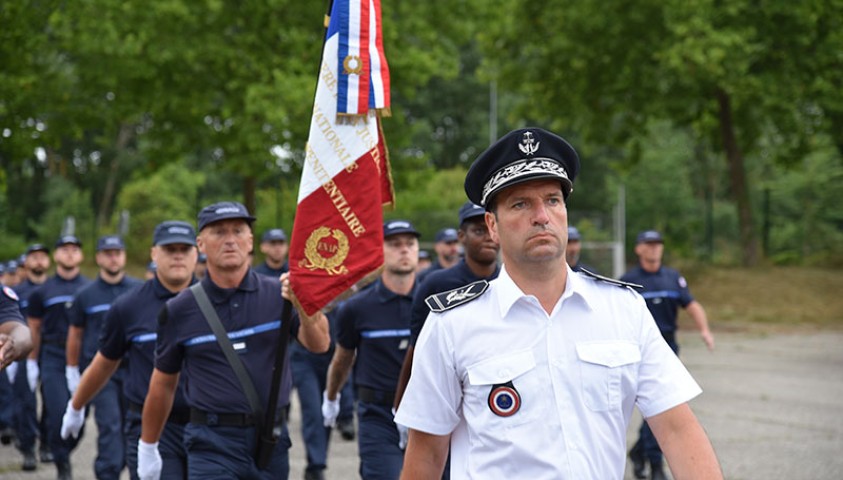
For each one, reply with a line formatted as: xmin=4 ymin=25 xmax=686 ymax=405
xmin=114 ymin=161 xmax=205 ymax=263
xmin=30 ymin=176 xmax=96 ymax=249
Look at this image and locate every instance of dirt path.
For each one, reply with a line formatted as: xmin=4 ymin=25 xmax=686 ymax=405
xmin=2 ymin=330 xmax=841 ymax=479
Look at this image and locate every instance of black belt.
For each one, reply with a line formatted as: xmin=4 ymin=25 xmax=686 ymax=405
xmin=128 ymin=401 xmax=190 ymax=425
xmin=189 ymin=408 xmax=288 ymax=427
xmin=357 ymin=387 xmax=394 ymax=406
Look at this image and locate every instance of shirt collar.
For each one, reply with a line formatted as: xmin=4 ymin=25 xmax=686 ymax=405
xmin=495 ymin=264 xmax=594 ymax=318
xmin=202 ymin=269 xmax=258 ymax=303
xmin=374 ymin=276 xmax=416 ymax=304
xmin=151 ymin=275 xmax=194 ymax=299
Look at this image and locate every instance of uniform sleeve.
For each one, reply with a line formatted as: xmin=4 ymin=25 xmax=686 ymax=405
xmin=676 ymin=272 xmax=694 ymax=308
xmin=334 ymin=301 xmax=359 ymax=351
xmin=633 ymin=295 xmax=702 ymax=418
xmin=394 ymin=311 xmax=462 ymax=435
xmin=98 ymin=301 xmax=128 ymax=361
xmin=66 ymin=293 xmax=85 ymax=328
xmin=0 ymin=294 xmax=25 ymax=325
xmin=154 ymin=304 xmax=184 ymax=374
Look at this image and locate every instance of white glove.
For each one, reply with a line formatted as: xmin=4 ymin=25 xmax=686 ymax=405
xmin=60 ymin=400 xmax=85 ymax=439
xmin=26 ymin=359 xmax=39 ymax=392
xmin=321 ymin=390 xmax=341 ymax=427
xmin=137 ymin=439 xmax=163 ymax=480
xmin=392 ymin=408 xmax=409 ymax=450
xmin=5 ymin=361 xmax=17 ymax=383
xmin=65 ymin=365 xmax=81 ymax=394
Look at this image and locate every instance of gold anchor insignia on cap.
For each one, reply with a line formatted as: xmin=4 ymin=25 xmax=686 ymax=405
xmin=518 ymin=131 xmax=540 ymax=156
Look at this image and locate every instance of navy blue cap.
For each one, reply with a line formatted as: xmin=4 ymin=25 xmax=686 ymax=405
xmin=465 ymin=127 xmax=580 ymax=207
xmin=147 ymin=261 xmax=157 ymax=272
xmin=458 ymin=201 xmax=486 ymax=226
xmin=55 ymin=235 xmax=82 ymax=248
xmin=383 ymin=220 xmax=420 ymax=238
xmin=5 ymin=260 xmax=18 ymax=271
xmin=418 ymin=250 xmax=431 ymax=260
xmin=197 ymin=201 xmax=256 ymax=231
xmin=568 ymin=226 xmax=581 ymax=241
xmin=261 ymin=228 xmax=287 ymax=243
xmin=0 ymin=264 xmax=4 ymax=274
xmin=435 ymin=228 xmax=459 ymax=243
xmin=197 ymin=253 xmax=207 ymax=263
xmin=18 ymin=254 xmax=26 ymax=264
xmin=636 ymin=230 xmax=664 ymax=244
xmin=96 ymin=235 xmax=125 ymax=251
xmin=26 ymin=244 xmax=50 ymax=256
xmin=153 ymin=221 xmax=197 ymax=246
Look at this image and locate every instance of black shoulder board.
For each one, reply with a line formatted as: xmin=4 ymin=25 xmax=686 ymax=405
xmin=425 ymin=280 xmax=490 ymax=313
xmin=578 ymin=268 xmax=642 ymax=290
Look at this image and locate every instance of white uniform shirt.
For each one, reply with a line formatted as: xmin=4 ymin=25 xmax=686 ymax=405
xmin=395 ymin=265 xmax=701 ymax=479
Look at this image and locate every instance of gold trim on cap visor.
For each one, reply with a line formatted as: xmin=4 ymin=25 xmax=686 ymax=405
xmin=481 ymin=158 xmax=570 ymax=206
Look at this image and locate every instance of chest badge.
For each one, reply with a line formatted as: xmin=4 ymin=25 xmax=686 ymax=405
xmin=488 ymin=381 xmax=521 ymax=417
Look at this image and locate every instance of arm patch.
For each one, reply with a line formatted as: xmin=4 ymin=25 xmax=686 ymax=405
xmin=578 ymin=268 xmax=642 ymax=289
xmin=424 ymin=280 xmax=489 ymax=313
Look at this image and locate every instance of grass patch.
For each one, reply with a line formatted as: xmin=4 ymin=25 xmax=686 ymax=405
xmin=677 ymin=266 xmax=843 ymax=331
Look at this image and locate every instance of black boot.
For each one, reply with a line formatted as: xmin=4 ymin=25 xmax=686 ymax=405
xmin=628 ymin=447 xmax=647 ymax=479
xmin=22 ymin=450 xmax=38 ymax=471
xmin=56 ymin=460 xmax=72 ymax=480
xmin=650 ymin=460 xmax=667 ymax=480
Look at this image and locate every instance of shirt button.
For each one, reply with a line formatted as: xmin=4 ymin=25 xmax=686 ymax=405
xmin=233 ymin=303 xmax=239 ymax=308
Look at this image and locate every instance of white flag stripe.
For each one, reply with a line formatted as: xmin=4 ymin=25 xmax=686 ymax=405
xmin=368 ymin=0 xmax=385 ymax=108
xmin=298 ymin=33 xmax=380 ymax=203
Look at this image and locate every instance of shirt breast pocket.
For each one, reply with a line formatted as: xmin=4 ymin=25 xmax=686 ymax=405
xmin=576 ymin=342 xmax=641 ymax=412
xmin=465 ymin=350 xmax=542 ymax=428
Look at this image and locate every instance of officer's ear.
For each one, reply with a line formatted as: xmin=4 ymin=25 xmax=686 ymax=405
xmin=485 ymin=212 xmax=500 ymax=244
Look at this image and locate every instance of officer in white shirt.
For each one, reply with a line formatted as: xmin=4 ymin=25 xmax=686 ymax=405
xmin=395 ymin=127 xmax=722 ymax=480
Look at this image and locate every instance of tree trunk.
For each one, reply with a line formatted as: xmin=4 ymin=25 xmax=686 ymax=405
xmin=243 ymin=175 xmax=256 ymax=216
xmin=96 ymin=123 xmax=135 ymax=231
xmin=716 ymin=88 xmax=759 ymax=266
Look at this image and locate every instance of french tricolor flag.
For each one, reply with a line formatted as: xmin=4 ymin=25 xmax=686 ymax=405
xmin=289 ymin=0 xmax=393 ymax=316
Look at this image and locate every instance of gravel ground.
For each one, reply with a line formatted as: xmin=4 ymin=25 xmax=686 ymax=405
xmin=2 ymin=329 xmax=842 ymax=479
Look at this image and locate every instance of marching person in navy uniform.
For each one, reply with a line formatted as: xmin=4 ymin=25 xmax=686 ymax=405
xmin=26 ymin=235 xmax=90 ymax=480
xmin=140 ymin=202 xmax=329 ymax=480
xmin=63 ymin=235 xmax=142 ymax=479
xmin=321 ymin=220 xmax=420 ymax=480
xmin=395 ymin=127 xmax=722 ymax=479
xmin=12 ymin=244 xmax=52 ymax=470
xmin=254 ymin=228 xmax=289 ymax=278
xmin=417 ymin=228 xmax=460 ymax=283
xmin=622 ymin=229 xmax=715 ymax=480
xmin=62 ymin=221 xmax=198 ymax=480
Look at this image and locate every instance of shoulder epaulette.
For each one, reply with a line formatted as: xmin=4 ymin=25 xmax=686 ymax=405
xmin=425 ymin=280 xmax=490 ymax=313
xmin=578 ymin=268 xmax=642 ymax=290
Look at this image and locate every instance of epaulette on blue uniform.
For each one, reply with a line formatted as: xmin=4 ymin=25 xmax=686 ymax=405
xmin=578 ymin=268 xmax=642 ymax=290
xmin=425 ymin=280 xmax=489 ymax=313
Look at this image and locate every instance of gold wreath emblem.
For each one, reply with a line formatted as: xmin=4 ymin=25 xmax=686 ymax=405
xmin=343 ymin=55 xmax=362 ymax=75
xmin=299 ymin=226 xmax=350 ymax=275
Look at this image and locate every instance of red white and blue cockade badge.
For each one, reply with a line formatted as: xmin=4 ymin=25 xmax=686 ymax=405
xmin=488 ymin=381 xmax=521 ymax=417
xmin=2 ymin=286 xmax=19 ymax=302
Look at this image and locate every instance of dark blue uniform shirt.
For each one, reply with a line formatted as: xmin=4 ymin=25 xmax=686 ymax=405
xmin=410 ymin=259 xmax=499 ymax=346
xmin=253 ymin=261 xmax=288 ymax=278
xmin=68 ymin=275 xmax=142 ymax=369
xmin=155 ymin=270 xmax=298 ymax=414
xmin=13 ymin=279 xmax=42 ymax=317
xmin=1 ymin=287 xmax=25 ymax=325
xmin=99 ymin=276 xmax=191 ymax=411
xmin=335 ymin=277 xmax=414 ymax=393
xmin=620 ymin=266 xmax=693 ymax=334
xmin=27 ymin=274 xmax=89 ymax=344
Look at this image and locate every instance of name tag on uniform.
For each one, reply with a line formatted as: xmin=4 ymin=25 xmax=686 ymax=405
xmin=233 ymin=341 xmax=247 ymax=353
